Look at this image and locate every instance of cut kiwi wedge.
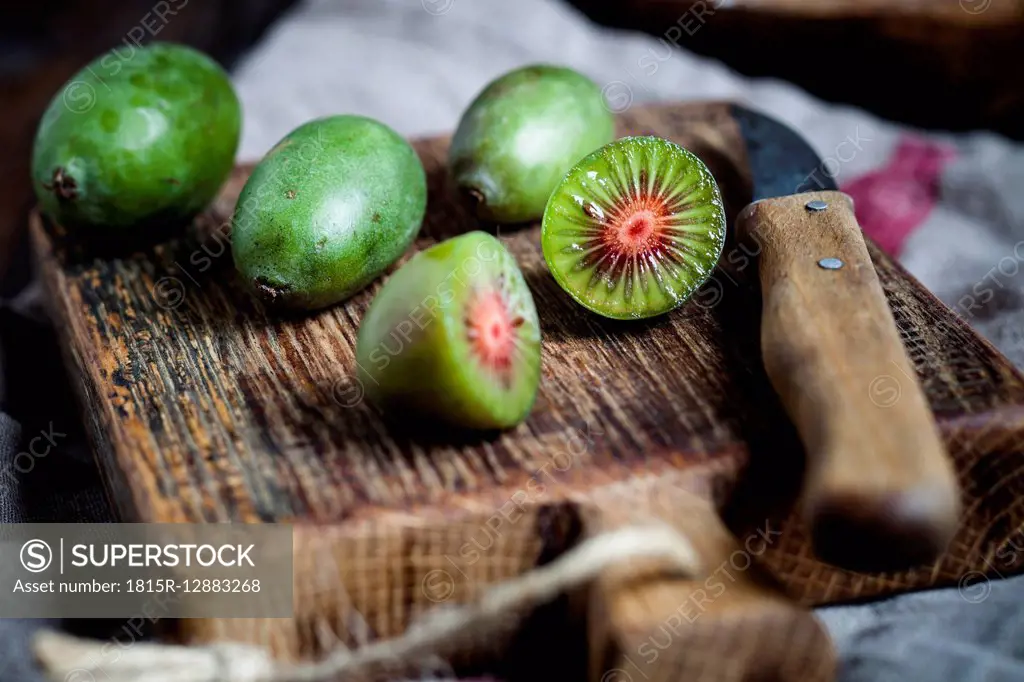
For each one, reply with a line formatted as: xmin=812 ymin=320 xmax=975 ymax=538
xmin=356 ymin=231 xmax=541 ymax=430
xmin=541 ymin=136 xmax=727 ymax=320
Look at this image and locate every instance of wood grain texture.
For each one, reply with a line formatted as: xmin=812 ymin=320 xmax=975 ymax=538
xmin=737 ymin=190 xmax=959 ymax=571
xmin=585 ymin=478 xmax=835 ymax=682
xmin=30 ymin=102 xmax=1024 ymax=667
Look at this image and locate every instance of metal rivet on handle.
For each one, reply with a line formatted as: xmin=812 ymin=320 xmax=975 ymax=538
xmin=806 ymin=200 xmax=828 ymax=212
xmin=818 ymin=257 xmax=844 ymax=270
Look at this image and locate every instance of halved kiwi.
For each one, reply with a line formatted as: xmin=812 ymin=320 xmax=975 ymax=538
xmin=356 ymin=231 xmax=541 ymax=430
xmin=541 ymin=136 xmax=726 ymax=320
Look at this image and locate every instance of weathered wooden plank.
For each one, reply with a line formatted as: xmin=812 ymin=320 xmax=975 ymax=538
xmin=31 ymin=102 xmax=1024 ymax=664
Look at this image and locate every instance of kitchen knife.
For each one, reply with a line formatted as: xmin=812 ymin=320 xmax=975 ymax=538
xmin=587 ymin=104 xmax=957 ymax=682
xmin=731 ymin=104 xmax=960 ymax=571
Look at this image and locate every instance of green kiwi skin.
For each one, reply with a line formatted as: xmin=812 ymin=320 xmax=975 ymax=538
xmin=449 ymin=64 xmax=615 ymax=224
xmin=541 ymin=136 xmax=727 ymax=320
xmin=356 ymin=231 xmax=541 ymax=430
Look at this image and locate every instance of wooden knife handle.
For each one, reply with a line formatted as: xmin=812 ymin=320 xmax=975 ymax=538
xmin=736 ymin=190 xmax=960 ymax=570
xmin=583 ymin=480 xmax=834 ymax=682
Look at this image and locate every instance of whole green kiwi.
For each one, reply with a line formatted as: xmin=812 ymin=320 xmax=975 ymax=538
xmin=449 ymin=64 xmax=615 ymax=224
xmin=32 ymin=42 xmax=240 ymax=231
xmin=231 ymin=115 xmax=427 ymax=311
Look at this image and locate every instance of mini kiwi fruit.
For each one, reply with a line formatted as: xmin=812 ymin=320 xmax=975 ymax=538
xmin=356 ymin=231 xmax=541 ymax=430
xmin=541 ymin=136 xmax=726 ymax=320
xmin=449 ymin=64 xmax=614 ymax=224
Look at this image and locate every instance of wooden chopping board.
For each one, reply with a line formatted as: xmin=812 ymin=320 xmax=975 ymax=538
xmin=31 ymin=102 xmax=1024 ymax=665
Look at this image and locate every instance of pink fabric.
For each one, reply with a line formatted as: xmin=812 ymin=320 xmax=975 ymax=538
xmin=842 ymin=137 xmax=956 ymax=255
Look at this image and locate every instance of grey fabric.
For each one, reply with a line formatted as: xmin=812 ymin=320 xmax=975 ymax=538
xmin=0 ymin=292 xmax=112 ymax=679
xmin=0 ymin=619 xmax=58 ymax=682
xmin=3 ymin=0 xmax=1024 ymax=680
xmin=0 ymin=283 xmax=111 ymax=526
xmin=0 ymin=412 xmax=22 ymax=523
xmin=818 ymin=574 xmax=1024 ymax=682
xmin=0 ymin=412 xmax=68 ymax=682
